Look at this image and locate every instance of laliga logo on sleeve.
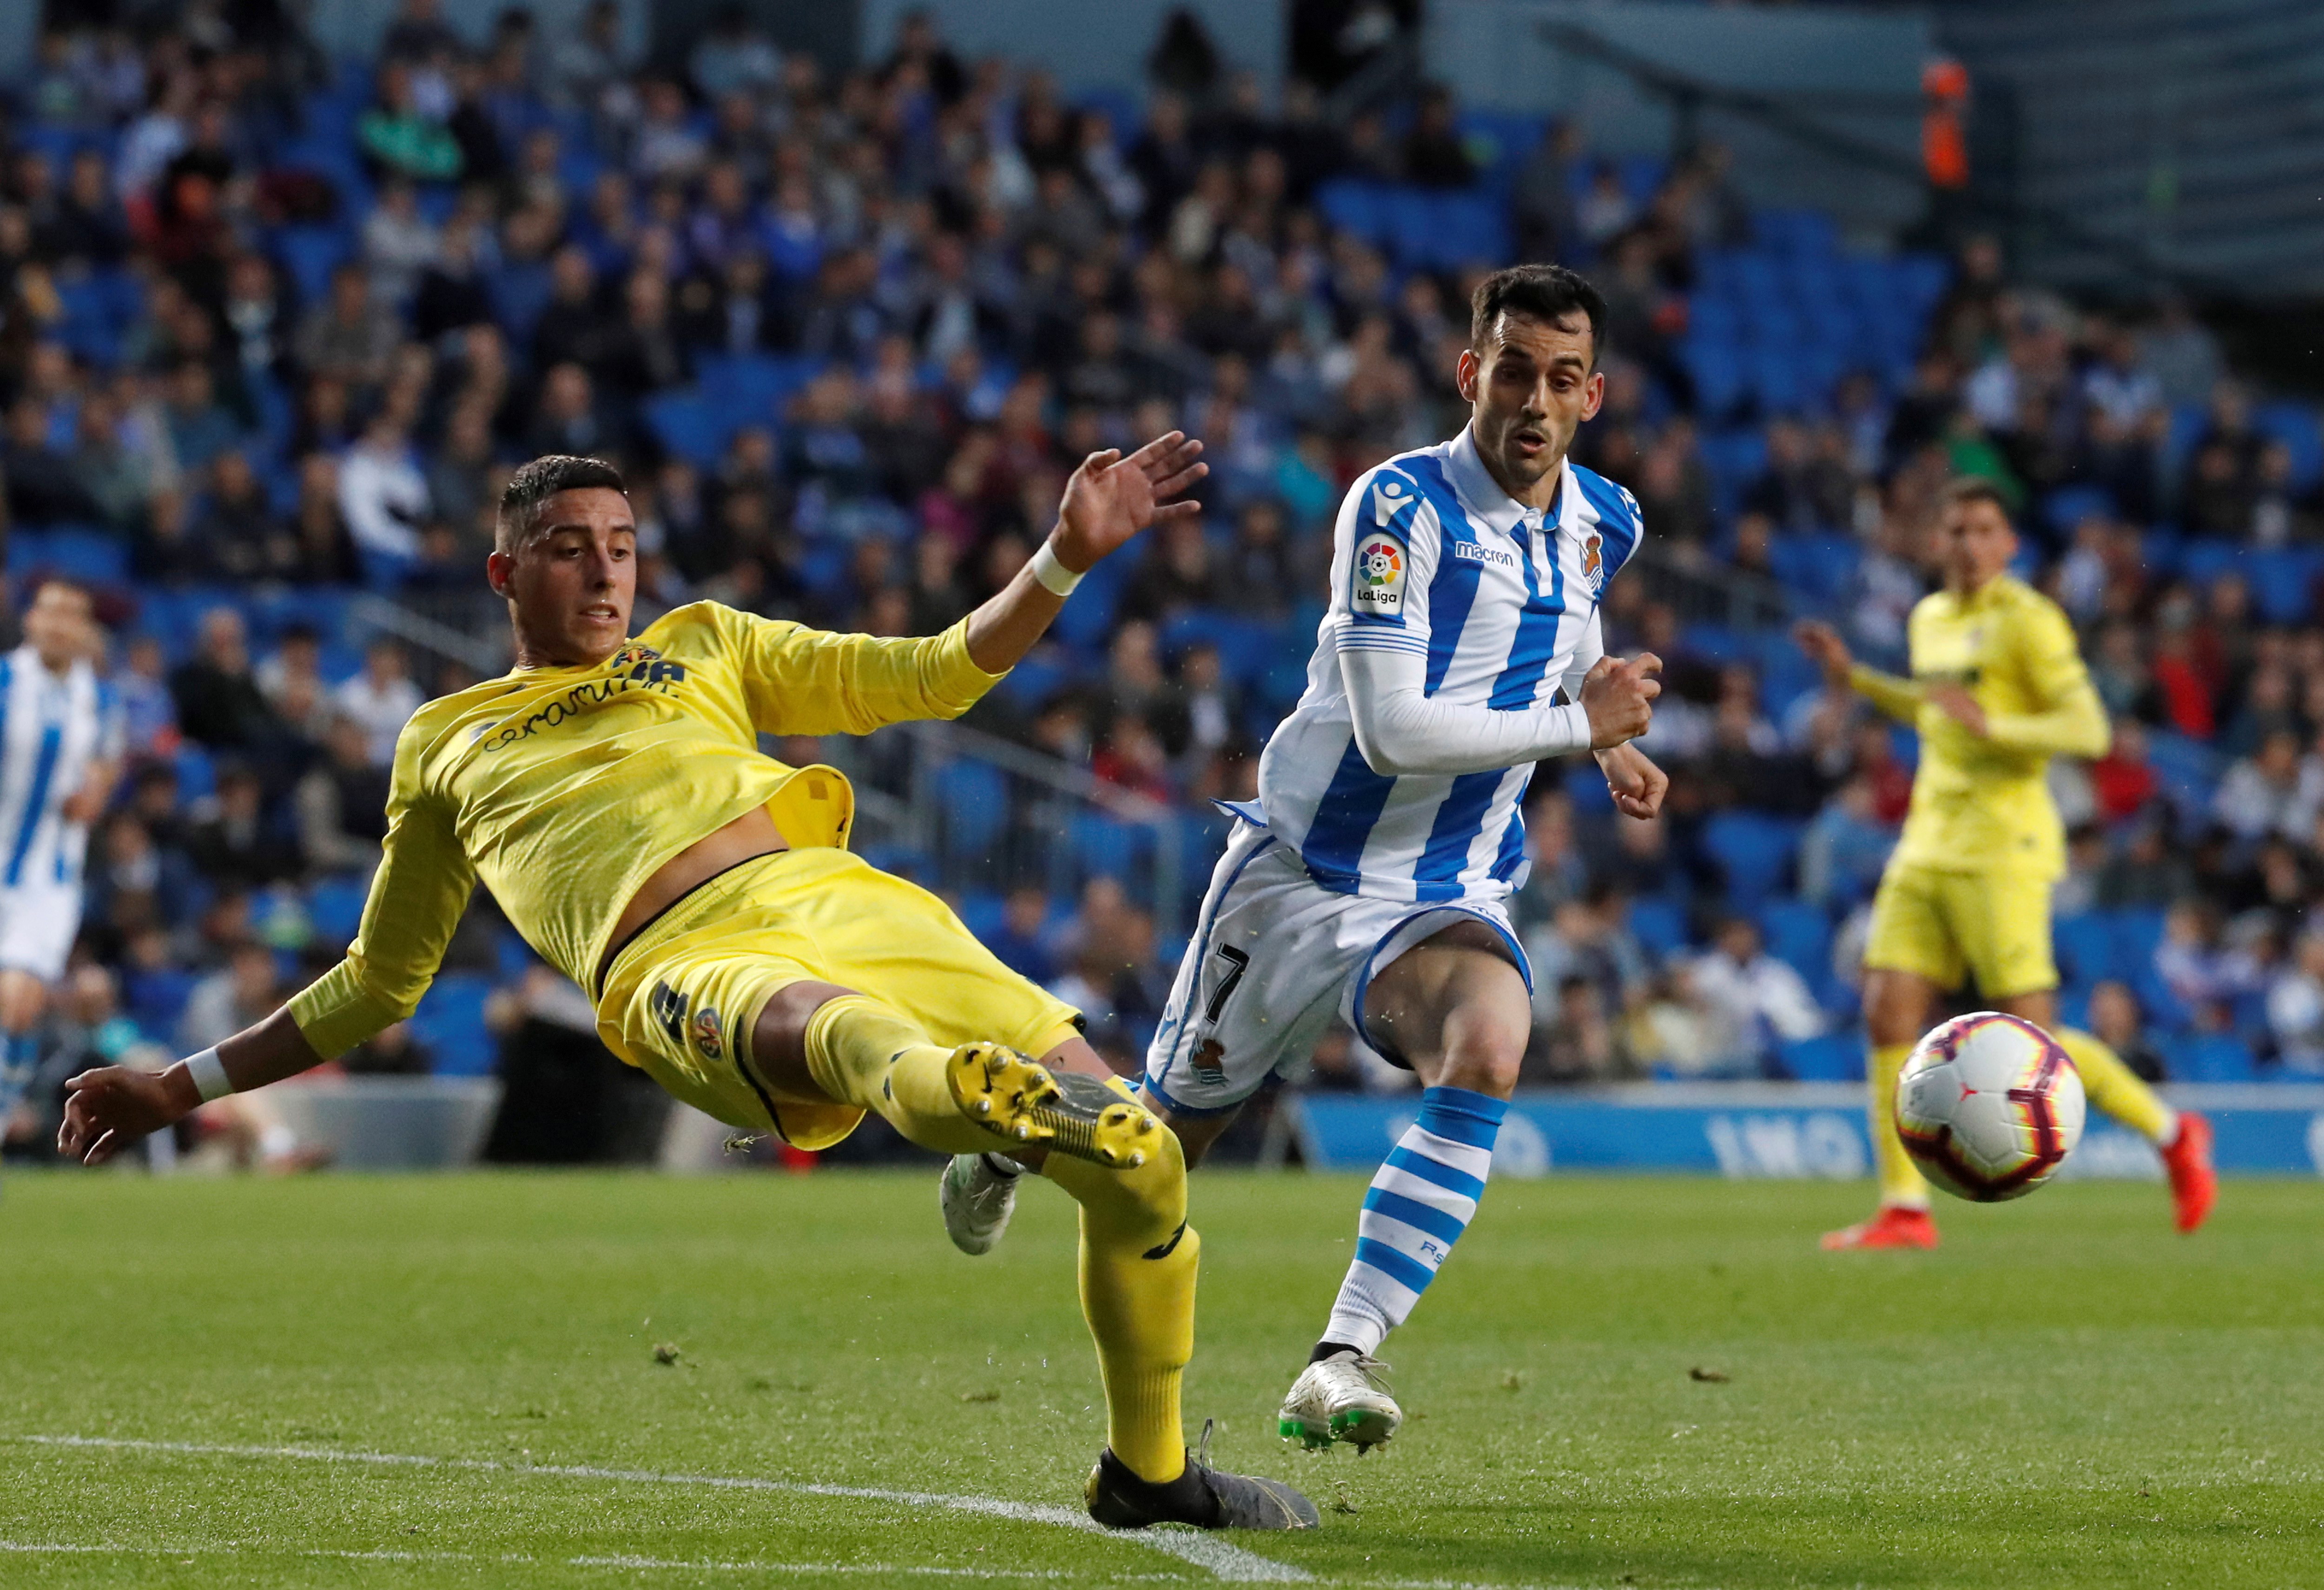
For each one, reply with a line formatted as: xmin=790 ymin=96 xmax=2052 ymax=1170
xmin=1353 ymin=532 xmax=1406 ymax=616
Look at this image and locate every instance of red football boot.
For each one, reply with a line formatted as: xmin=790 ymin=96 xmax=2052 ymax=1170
xmin=2160 ymin=1112 xmax=2217 ymax=1234
xmin=1821 ymin=1204 xmax=1939 ymax=1251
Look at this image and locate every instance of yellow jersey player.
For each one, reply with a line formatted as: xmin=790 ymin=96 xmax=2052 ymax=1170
xmin=1796 ymin=478 xmax=2216 ymax=1249
xmin=59 ymin=448 xmax=1318 ymax=1532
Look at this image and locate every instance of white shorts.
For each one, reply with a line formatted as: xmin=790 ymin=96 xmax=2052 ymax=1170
xmin=1141 ymin=819 xmax=1530 ymax=1117
xmin=0 ymin=877 xmax=83 ymax=982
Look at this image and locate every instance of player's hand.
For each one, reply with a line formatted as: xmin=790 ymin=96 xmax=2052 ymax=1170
xmin=1579 ymin=653 xmax=1662 ymax=748
xmin=1926 ymin=682 xmax=1989 ymax=738
xmin=1792 ymin=620 xmax=1854 ymax=684
xmin=1050 ymin=431 xmax=1207 ymax=572
xmin=1596 ymin=742 xmax=1669 ymax=820
xmin=58 ymin=1064 xmax=196 ymax=1166
xmin=59 ymin=785 xmax=103 ymax=825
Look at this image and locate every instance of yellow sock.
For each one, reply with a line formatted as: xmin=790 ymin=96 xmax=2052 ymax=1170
xmin=2058 ymin=1027 xmax=2176 ymax=1144
xmin=1868 ymin=1042 xmax=1930 ymax=1209
xmin=1044 ymin=1090 xmax=1195 ymax=1486
xmin=798 ymin=995 xmax=992 ymax=1156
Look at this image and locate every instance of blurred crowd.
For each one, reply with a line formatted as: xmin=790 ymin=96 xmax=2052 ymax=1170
xmin=3 ymin=1 xmax=2322 ymax=1170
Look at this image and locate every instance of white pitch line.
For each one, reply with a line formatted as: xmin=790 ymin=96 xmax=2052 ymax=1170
xmin=13 ymin=1434 xmax=1308 ymax=1583
xmin=0 ymin=1540 xmax=1181 ymax=1578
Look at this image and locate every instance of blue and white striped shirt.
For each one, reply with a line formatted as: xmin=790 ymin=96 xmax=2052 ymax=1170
xmin=0 ymin=646 xmax=119 ymax=892
xmin=1254 ymin=426 xmax=1644 ymax=904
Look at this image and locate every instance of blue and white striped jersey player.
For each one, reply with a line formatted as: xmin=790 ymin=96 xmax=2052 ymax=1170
xmin=938 ymin=264 xmax=1669 ymax=1452
xmin=1 ymin=580 xmax=121 ymax=1121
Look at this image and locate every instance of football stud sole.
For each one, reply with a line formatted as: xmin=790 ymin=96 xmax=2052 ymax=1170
xmin=946 ymin=1044 xmax=1160 ymax=1168
xmin=1279 ymin=1408 xmax=1396 ymax=1452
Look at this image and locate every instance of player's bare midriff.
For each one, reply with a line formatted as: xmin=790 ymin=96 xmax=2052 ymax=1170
xmin=596 ymin=806 xmax=789 ymax=990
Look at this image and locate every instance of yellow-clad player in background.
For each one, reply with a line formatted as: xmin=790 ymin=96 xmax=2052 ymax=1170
xmin=1796 ymin=478 xmax=2216 ymax=1249
xmin=58 ymin=449 xmax=1318 ymax=1531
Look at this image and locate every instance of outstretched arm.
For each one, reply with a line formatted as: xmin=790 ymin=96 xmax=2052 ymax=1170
xmin=59 ymin=1009 xmax=322 ymax=1166
xmin=963 ymin=431 xmax=1207 ymax=674
xmin=1795 ymin=619 xmax=1922 ymax=723
xmin=59 ymin=752 xmax=473 ymax=1165
xmin=740 ymin=433 xmax=1207 ymax=738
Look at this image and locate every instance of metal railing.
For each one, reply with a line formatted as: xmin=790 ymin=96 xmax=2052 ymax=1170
xmin=829 ymin=718 xmax=1199 ymax=936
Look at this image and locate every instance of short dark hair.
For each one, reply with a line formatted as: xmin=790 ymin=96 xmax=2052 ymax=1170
xmin=496 ymin=455 xmax=627 ymax=550
xmin=1469 ymin=263 xmax=1606 ymax=364
xmin=1941 ymin=476 xmax=2012 ymax=517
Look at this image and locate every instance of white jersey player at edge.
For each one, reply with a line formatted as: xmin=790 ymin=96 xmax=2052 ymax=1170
xmin=938 ymin=263 xmax=1669 ymax=1452
xmin=1 ymin=579 xmax=121 ymax=1124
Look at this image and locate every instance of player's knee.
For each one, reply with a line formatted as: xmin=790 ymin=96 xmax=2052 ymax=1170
xmin=1427 ymin=1003 xmax=1529 ymax=1099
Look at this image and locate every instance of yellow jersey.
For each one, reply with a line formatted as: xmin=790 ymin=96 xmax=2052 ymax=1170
xmin=1850 ymin=574 xmax=2106 ymax=880
xmin=288 ymin=601 xmax=1003 ymax=1058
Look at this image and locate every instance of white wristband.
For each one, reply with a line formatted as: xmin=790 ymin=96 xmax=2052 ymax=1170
xmin=185 ymin=1048 xmax=235 ymax=1103
xmin=1029 ymin=539 xmax=1084 ymax=596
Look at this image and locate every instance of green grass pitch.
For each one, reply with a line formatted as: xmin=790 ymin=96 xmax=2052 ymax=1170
xmin=4 ymin=1168 xmax=2320 ymax=1588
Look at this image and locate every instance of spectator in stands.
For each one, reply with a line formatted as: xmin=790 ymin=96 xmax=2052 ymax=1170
xmin=360 ymin=63 xmax=463 ymax=182
xmin=295 ymin=712 xmax=393 ymax=874
xmin=336 ymin=411 xmax=431 ymax=566
xmin=169 ymin=608 xmax=282 ymax=754
xmin=1525 ymin=976 xmax=1632 ymax=1085
xmin=296 ymin=263 xmax=401 ymax=391
xmin=1799 ymin=775 xmax=1896 ymax=910
xmin=2212 ymin=728 xmax=2305 ymax=841
xmin=334 ymin=638 xmax=424 ymax=765
xmin=194 ymin=450 xmax=293 ymax=582
xmin=3 ymin=394 xmax=99 ymax=525
xmin=985 ymin=884 xmax=1058 ymax=985
xmin=2088 ymin=980 xmax=2169 ymax=1083
xmin=185 ymin=763 xmax=301 ymax=890
xmin=1687 ymin=917 xmax=1826 ymax=1077
xmin=1401 ymin=85 xmax=1474 ymax=189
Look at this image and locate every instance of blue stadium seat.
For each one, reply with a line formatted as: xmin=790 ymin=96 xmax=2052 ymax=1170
xmin=2053 ymin=913 xmax=2115 ymax=987
xmin=2176 ymin=540 xmax=2242 ymax=589
xmin=938 ymin=759 xmax=1009 ymax=853
xmin=31 ymin=528 xmax=129 ymax=584
xmin=2253 ymin=400 xmax=2324 ymax=493
xmin=1758 ymin=897 xmax=1831 ymax=984
xmin=1626 ymin=897 xmax=1690 ymax=959
xmin=642 ymin=389 xmax=728 ymax=468
xmin=1314 ymin=179 xmax=1387 ymax=244
xmin=955 ymin=889 xmax=1008 ymax=943
xmin=696 ymin=353 xmax=824 ymax=425
xmin=1778 ymin=1031 xmax=1862 ymax=1082
xmin=2160 ymin=1032 xmax=2256 ymax=1084
xmin=2043 ymin=484 xmax=2115 ymax=535
xmin=126 ymin=969 xmax=201 ymax=1044
xmin=2246 ymin=548 xmax=2324 ymax=625
xmin=2143 ymin=731 xmax=2222 ymax=815
xmin=1702 ymin=810 xmax=1802 ymax=910
xmin=410 ymin=974 xmax=497 ymax=1078
xmin=1071 ymin=813 xmax=1156 ymax=883
xmin=308 ymin=873 xmax=372 ymax=947
xmin=173 ymin=743 xmax=217 ymax=802
xmin=272 ymin=225 xmax=353 ymax=308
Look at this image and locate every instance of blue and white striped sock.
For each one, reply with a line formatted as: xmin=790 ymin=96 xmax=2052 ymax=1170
xmin=0 ymin=1030 xmax=35 ymax=1116
xmin=1321 ymin=1086 xmax=1505 ymax=1356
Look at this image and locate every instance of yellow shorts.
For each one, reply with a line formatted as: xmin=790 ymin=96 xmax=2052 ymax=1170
xmin=595 ymin=849 xmax=1082 ymax=1148
xmin=1862 ymin=862 xmax=2057 ymax=999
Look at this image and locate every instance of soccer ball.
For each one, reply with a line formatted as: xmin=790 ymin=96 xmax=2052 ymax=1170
xmin=1894 ymin=1012 xmax=2085 ymax=1202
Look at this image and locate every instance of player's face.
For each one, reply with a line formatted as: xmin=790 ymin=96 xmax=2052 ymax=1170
xmin=1458 ymin=310 xmax=1604 ymax=506
xmin=492 ymin=487 xmax=638 ymax=667
xmin=22 ymin=583 xmax=93 ymax=670
xmin=1939 ymin=497 xmax=2018 ymax=592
